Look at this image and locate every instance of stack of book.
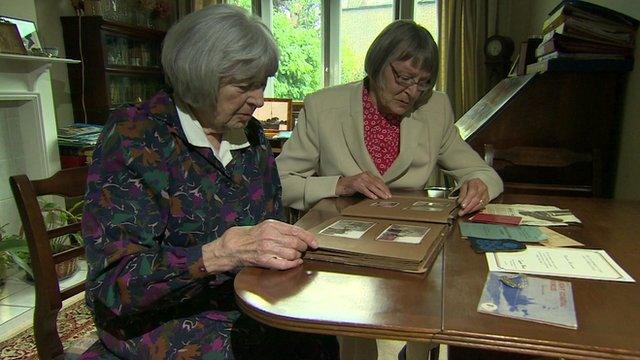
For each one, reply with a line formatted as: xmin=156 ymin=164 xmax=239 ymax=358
xmin=57 ymin=123 xmax=103 ymax=168
xmin=527 ymin=0 xmax=638 ymax=74
xmin=57 ymin=123 xmax=103 ymax=148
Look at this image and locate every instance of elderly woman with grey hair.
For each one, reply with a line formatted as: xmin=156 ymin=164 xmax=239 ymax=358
xmin=277 ymin=20 xmax=503 ymax=218
xmin=81 ymin=4 xmax=338 ymax=359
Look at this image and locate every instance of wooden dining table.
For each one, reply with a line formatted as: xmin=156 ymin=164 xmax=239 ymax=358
xmin=234 ymin=194 xmax=640 ymax=359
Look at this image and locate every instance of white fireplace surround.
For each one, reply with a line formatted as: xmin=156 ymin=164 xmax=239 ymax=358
xmin=0 ymin=54 xmax=79 ymax=234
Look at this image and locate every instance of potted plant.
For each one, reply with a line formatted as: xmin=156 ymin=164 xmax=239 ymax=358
xmin=0 ymin=224 xmax=29 ymax=286
xmin=0 ymin=200 xmax=84 ymax=283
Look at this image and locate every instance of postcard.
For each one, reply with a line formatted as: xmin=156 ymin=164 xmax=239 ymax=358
xmin=376 ymin=224 xmax=430 ymax=244
xmin=482 ymin=204 xmax=581 ymax=226
xmin=486 ymin=246 xmax=635 ymax=282
xmin=477 ymin=272 xmax=577 ymax=329
xmin=318 ymin=219 xmax=376 ymax=239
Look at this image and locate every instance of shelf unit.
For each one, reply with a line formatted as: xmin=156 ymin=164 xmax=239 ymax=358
xmin=60 ymin=16 xmax=167 ymax=124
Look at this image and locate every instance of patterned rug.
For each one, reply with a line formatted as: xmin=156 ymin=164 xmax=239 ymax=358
xmin=0 ymin=299 xmax=97 ymax=359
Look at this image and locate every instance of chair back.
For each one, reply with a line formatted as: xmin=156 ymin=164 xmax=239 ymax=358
xmin=484 ymin=144 xmax=602 ymax=197
xmin=9 ymin=166 xmax=88 ymax=360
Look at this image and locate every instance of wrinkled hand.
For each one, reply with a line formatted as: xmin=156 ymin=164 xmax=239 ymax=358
xmin=202 ymin=219 xmax=318 ymax=272
xmin=335 ymin=172 xmax=392 ymax=200
xmin=457 ymin=178 xmax=490 ymax=216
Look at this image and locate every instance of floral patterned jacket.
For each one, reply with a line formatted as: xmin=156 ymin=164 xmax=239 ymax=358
xmin=81 ymin=91 xmax=283 ymax=346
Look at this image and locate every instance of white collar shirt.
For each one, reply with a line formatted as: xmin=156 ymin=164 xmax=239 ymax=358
xmin=176 ymin=105 xmax=250 ymax=167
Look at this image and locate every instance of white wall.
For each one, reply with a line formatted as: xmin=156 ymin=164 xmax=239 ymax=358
xmin=0 ymin=0 xmax=75 ymax=129
xmin=34 ymin=0 xmax=76 ymax=128
xmin=505 ymin=0 xmax=640 ymax=200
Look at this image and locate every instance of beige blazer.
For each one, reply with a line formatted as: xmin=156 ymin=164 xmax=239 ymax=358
xmin=276 ymin=81 xmax=503 ymax=210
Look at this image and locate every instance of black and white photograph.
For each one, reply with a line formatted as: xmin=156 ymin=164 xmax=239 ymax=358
xmin=404 ymin=201 xmax=446 ymax=212
xmin=319 ymin=219 xmax=376 ymax=239
xmin=370 ymin=201 xmax=399 ymax=208
xmin=376 ymin=224 xmax=430 ymax=244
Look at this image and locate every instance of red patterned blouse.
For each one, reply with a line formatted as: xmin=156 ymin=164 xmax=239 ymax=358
xmin=362 ymin=86 xmax=401 ymax=175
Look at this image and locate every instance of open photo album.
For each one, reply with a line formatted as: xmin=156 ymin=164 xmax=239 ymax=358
xmin=304 ymin=196 xmax=456 ymax=273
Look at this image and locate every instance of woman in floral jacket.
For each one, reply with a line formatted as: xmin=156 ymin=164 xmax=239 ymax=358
xmin=81 ymin=5 xmax=337 ymax=359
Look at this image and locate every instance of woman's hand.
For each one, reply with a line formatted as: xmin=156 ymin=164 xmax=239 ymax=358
xmin=335 ymin=172 xmax=392 ymax=199
xmin=202 ymin=219 xmax=318 ymax=272
xmin=457 ymin=178 xmax=490 ymax=216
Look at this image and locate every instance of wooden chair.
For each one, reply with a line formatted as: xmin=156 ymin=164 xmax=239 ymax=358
xmin=484 ymin=144 xmax=603 ymax=197
xmin=9 ymin=166 xmax=93 ymax=360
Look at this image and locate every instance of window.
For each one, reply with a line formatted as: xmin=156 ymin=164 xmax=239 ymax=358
xmin=413 ymin=0 xmax=438 ymax=41
xmin=271 ymin=0 xmax=323 ymax=99
xmin=194 ymin=0 xmax=439 ymax=100
xmin=339 ymin=0 xmax=395 ymax=84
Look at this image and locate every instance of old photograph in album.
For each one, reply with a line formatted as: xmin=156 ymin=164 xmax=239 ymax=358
xmin=305 ymin=216 xmax=450 ymax=273
xmin=341 ymin=196 xmax=458 ymax=224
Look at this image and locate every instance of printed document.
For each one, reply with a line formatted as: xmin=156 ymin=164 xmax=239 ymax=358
xmin=486 ymin=246 xmax=635 ymax=282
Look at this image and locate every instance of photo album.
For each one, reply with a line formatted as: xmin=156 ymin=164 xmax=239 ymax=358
xmin=304 ymin=196 xmax=457 ymax=273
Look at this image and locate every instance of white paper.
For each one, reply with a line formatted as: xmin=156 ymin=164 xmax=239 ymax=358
xmin=486 ymin=246 xmax=635 ymax=282
xmin=483 ymin=204 xmax=581 ymax=226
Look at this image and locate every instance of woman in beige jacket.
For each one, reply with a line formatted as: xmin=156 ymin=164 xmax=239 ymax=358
xmin=277 ymin=20 xmax=503 ymax=216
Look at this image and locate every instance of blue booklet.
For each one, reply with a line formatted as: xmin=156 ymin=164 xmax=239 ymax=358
xmin=477 ymin=272 xmax=577 ymax=329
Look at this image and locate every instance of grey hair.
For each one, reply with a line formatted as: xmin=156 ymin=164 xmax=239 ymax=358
xmin=161 ymin=4 xmax=279 ymax=110
xmin=364 ymin=20 xmax=438 ymax=105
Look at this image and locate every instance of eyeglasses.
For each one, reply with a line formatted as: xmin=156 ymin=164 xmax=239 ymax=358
xmin=389 ymin=64 xmax=431 ymax=91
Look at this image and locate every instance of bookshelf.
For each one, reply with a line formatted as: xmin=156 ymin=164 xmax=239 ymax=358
xmin=60 ymin=16 xmax=167 ymax=125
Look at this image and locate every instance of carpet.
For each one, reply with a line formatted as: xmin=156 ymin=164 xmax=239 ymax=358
xmin=0 ymin=299 xmax=97 ymax=359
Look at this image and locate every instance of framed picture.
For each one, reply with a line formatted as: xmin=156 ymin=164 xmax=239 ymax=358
xmin=0 ymin=16 xmax=41 ymax=52
xmin=253 ymin=98 xmax=293 ymax=134
xmin=0 ymin=21 xmax=27 ymax=55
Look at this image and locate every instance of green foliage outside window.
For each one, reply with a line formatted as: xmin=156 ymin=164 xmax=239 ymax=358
xmin=227 ymin=0 xmax=252 ymax=11
xmin=340 ymin=43 xmax=365 ymax=84
xmin=272 ymin=0 xmax=323 ymax=100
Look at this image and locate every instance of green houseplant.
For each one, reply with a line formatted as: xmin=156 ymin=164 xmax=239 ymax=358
xmin=0 ymin=200 xmax=84 ymax=284
xmin=0 ymin=224 xmax=29 ymax=286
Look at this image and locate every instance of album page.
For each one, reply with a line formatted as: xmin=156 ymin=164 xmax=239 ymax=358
xmin=341 ymin=196 xmax=457 ymax=224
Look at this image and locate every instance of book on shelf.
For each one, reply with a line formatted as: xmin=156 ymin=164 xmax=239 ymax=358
xmin=542 ymin=0 xmax=639 ymax=36
xmin=535 ymin=32 xmax=634 ymax=59
xmin=59 ymin=146 xmax=95 ymax=169
xmin=526 ymin=57 xmax=634 ymax=74
xmin=538 ymin=51 xmax=626 ymax=62
xmin=57 ymin=123 xmax=103 ymax=147
xmin=304 ymin=196 xmax=457 ymax=273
